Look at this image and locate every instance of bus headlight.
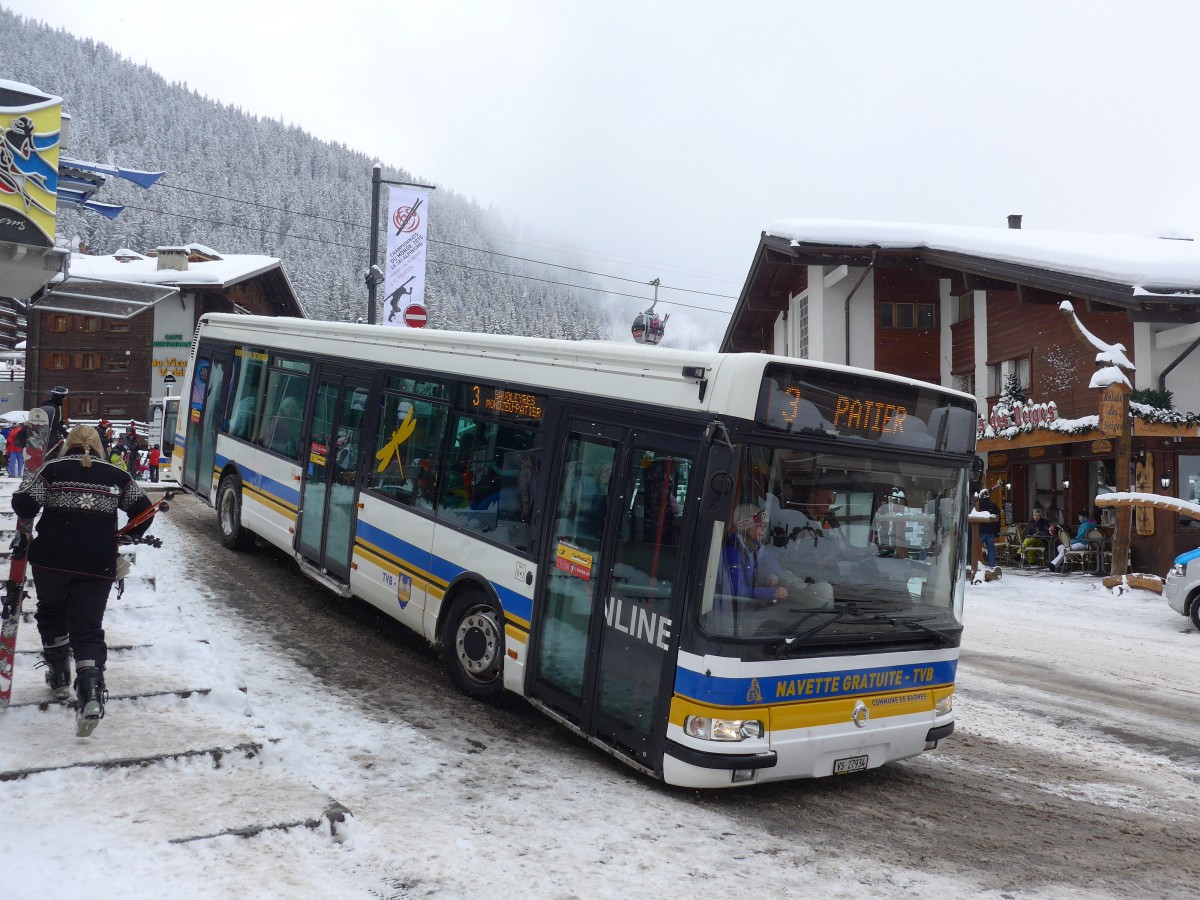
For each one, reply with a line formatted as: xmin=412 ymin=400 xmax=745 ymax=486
xmin=935 ymin=694 xmax=954 ymax=716
xmin=684 ymin=715 xmax=764 ymax=742
xmin=1172 ymin=563 xmax=1186 ymax=578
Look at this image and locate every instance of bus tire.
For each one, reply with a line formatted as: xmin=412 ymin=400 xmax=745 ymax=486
xmin=1190 ymin=592 xmax=1200 ymax=631
xmin=442 ymin=590 xmax=505 ymax=699
xmin=216 ymin=475 xmax=255 ymax=551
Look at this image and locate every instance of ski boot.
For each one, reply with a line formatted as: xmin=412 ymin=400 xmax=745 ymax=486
xmin=74 ymin=666 xmax=106 ymax=738
xmin=39 ymin=638 xmax=72 ymax=701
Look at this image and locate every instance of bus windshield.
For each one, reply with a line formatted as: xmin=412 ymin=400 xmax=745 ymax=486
xmin=700 ymin=444 xmax=968 ymax=641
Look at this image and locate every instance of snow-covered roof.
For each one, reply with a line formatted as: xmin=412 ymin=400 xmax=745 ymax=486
xmin=67 ymin=247 xmax=280 ymax=289
xmin=766 ymin=218 xmax=1200 ymax=293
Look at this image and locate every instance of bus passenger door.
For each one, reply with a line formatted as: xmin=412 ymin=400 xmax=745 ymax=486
xmin=296 ymin=370 xmax=371 ymax=583
xmin=183 ymin=349 xmax=229 ymax=497
xmin=531 ymin=420 xmax=694 ymax=768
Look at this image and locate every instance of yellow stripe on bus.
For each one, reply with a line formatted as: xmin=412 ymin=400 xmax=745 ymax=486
xmin=242 ymin=483 xmax=298 ymax=517
xmin=504 ymin=623 xmax=528 ymax=645
xmin=352 ymin=540 xmax=444 ymax=597
xmin=670 ymin=686 xmax=948 ymax=732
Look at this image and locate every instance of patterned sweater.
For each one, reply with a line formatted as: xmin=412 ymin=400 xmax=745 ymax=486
xmin=12 ymin=450 xmax=154 ymax=578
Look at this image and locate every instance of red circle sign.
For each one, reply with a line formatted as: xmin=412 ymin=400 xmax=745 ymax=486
xmin=403 ymin=304 xmax=428 ymax=328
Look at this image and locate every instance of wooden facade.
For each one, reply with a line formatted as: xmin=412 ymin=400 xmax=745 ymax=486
xmin=24 ymin=254 xmax=302 ymax=422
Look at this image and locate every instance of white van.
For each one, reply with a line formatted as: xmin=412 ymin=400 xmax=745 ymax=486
xmin=1164 ymin=547 xmax=1200 ymax=629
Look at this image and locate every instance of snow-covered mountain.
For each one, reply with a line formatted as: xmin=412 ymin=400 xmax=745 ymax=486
xmin=0 ymin=10 xmax=610 ymax=338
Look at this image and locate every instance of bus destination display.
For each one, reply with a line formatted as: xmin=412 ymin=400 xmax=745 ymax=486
xmin=460 ymin=383 xmax=545 ymax=421
xmin=756 ymin=364 xmax=976 ymax=454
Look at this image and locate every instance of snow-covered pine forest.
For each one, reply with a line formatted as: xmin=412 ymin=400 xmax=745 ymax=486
xmin=0 ymin=10 xmax=611 ymax=338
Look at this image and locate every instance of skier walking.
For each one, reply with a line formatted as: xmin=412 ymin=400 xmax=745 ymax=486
xmin=39 ymin=385 xmax=70 ymax=451
xmin=12 ymin=425 xmax=153 ymax=735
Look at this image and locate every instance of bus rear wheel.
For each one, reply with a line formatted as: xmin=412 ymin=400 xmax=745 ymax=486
xmin=443 ymin=591 xmax=505 ymax=699
xmin=217 ymin=475 xmax=255 ymax=551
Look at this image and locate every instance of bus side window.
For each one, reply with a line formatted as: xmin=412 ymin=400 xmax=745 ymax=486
xmin=438 ymin=414 xmax=544 ymax=553
xmin=370 ymin=392 xmax=449 ymax=508
xmin=228 ymin=348 xmax=267 ymax=440
xmin=258 ymin=367 xmax=310 ymax=459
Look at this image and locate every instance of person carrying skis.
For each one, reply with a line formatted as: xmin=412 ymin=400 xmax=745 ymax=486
xmin=35 ymin=386 xmax=70 ymax=460
xmin=12 ymin=424 xmax=153 ymax=735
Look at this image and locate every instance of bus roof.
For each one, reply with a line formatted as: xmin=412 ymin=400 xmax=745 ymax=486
xmin=196 ymin=314 xmax=974 ymax=416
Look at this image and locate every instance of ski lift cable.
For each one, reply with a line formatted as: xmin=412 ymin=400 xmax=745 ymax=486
xmin=156 ymin=179 xmax=740 ymax=287
xmin=77 ymin=203 xmax=735 ymax=315
xmin=150 ymin=181 xmax=737 ymax=299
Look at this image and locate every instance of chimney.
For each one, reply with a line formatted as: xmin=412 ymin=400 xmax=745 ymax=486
xmin=1007 ymin=214 xmax=1023 ymax=230
xmin=155 ymin=246 xmax=189 ymax=271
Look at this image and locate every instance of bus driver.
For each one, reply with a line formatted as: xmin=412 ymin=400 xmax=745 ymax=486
xmin=718 ymin=504 xmax=789 ymax=607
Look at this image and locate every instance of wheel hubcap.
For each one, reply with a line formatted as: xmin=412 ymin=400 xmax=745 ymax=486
xmin=220 ymin=489 xmax=236 ymax=534
xmin=456 ymin=606 xmax=500 ymax=682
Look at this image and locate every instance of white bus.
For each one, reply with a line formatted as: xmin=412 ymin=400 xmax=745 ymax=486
xmin=173 ymin=313 xmax=978 ymax=788
xmin=148 ymin=395 xmax=180 ymax=480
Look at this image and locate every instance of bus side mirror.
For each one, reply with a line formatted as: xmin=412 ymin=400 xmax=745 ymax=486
xmin=698 ymin=444 xmax=738 ymax=521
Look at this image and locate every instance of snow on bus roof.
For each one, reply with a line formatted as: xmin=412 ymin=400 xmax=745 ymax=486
xmin=765 ymin=218 xmax=1200 ymax=291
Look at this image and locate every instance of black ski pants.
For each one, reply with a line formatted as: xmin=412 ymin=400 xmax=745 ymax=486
xmin=31 ymin=567 xmax=113 ymax=670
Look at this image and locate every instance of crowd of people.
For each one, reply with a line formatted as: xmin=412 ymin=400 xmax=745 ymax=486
xmin=974 ymin=487 xmax=1103 ymax=573
xmin=2 ymin=414 xmax=161 ymax=482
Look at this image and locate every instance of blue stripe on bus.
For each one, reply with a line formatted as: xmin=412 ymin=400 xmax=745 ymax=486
xmin=348 ymin=513 xmax=535 ymax=624
xmin=674 ymin=659 xmax=958 ymax=708
xmin=214 ymin=455 xmax=301 ymax=506
xmin=213 ymin=456 xmax=535 ymax=624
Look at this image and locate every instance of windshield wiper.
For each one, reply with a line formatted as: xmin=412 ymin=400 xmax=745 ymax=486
xmin=893 ymin=616 xmax=959 ymax=646
xmin=767 ymin=604 xmax=887 ymax=656
xmin=767 ymin=609 xmax=957 ymax=657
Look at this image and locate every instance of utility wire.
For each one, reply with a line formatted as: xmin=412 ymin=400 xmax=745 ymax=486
xmin=112 ymin=202 xmax=735 ymax=315
xmin=152 ymin=180 xmax=738 ymax=300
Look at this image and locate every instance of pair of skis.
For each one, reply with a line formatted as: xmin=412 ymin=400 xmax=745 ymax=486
xmin=0 ymin=407 xmax=49 ymax=711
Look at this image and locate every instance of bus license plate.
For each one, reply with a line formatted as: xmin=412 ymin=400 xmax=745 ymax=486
xmin=833 ymin=754 xmax=868 ymax=775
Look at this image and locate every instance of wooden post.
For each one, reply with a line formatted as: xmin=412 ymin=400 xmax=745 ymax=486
xmin=1099 ymin=382 xmax=1132 ymax=586
xmin=969 ymin=519 xmax=982 ymax=579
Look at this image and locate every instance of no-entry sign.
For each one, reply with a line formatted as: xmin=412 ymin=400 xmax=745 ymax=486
xmin=403 ymin=304 xmax=428 ymax=328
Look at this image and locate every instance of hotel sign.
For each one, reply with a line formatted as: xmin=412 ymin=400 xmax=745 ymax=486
xmin=1098 ymin=385 xmax=1129 ymax=438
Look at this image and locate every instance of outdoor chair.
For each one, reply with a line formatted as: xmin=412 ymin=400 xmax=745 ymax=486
xmin=995 ymin=528 xmax=1018 ymax=565
xmin=1020 ymin=536 xmax=1048 ymax=568
xmin=1057 ymin=529 xmax=1096 ymax=573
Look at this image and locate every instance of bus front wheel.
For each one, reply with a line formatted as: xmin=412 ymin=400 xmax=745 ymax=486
xmin=1190 ymin=592 xmax=1200 ymax=631
xmin=443 ymin=591 xmax=505 ymax=699
xmin=217 ymin=475 xmax=255 ymax=551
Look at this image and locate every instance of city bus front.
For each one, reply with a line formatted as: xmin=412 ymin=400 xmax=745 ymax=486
xmin=663 ymin=364 xmax=977 ymax=787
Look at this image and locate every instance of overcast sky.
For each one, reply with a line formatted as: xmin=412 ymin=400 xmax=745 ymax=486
xmin=8 ymin=0 xmax=1200 ymax=347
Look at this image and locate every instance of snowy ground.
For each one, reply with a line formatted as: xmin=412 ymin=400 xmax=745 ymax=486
xmin=1 ymin=481 xmax=1197 ymax=898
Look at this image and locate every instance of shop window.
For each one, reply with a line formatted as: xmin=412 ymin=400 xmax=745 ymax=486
xmin=954 ymin=372 xmax=975 ymax=395
xmin=49 ymin=314 xmax=70 ymax=332
xmin=47 ymin=353 xmax=69 ymax=370
xmin=878 ymin=302 xmax=936 ymax=330
xmin=1180 ymin=455 xmax=1200 ymax=527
